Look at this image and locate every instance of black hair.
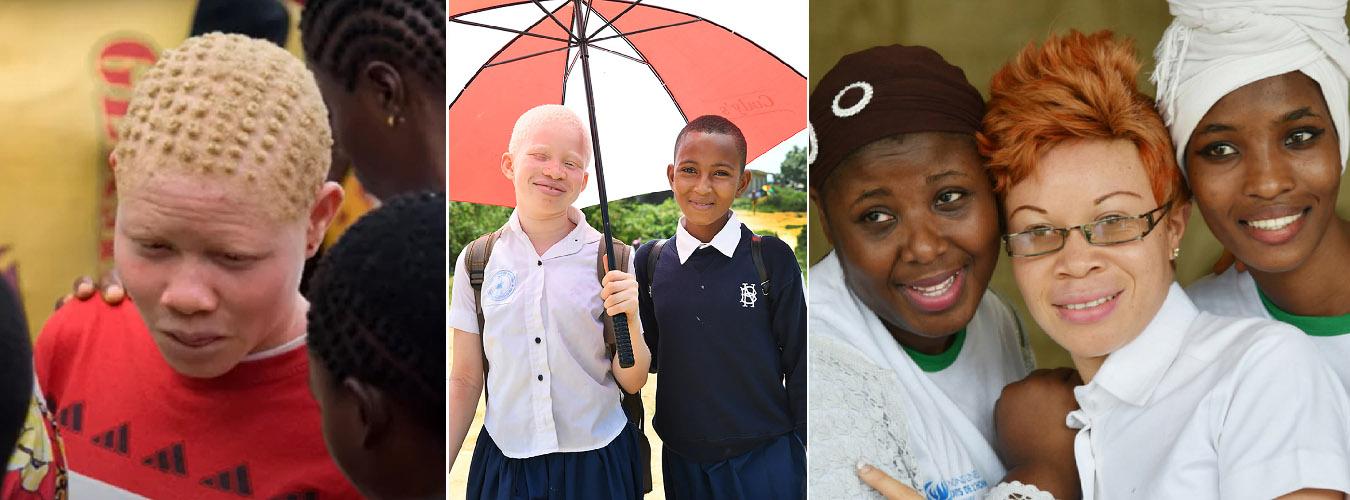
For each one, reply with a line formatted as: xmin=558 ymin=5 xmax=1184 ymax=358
xmin=674 ymin=114 xmax=749 ymax=170
xmin=0 ymin=279 xmax=32 ymax=463
xmin=190 ymin=0 xmax=291 ymax=47
xmin=300 ymin=0 xmax=446 ymax=91
xmin=306 ymin=191 xmax=446 ymax=431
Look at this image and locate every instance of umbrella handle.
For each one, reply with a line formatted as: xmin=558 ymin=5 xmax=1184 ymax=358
xmin=612 ymin=313 xmax=635 ymax=368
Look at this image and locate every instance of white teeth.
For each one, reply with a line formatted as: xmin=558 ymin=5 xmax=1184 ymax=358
xmin=1247 ymin=212 xmax=1303 ymax=231
xmin=1063 ymin=293 xmax=1116 ymax=310
xmin=910 ymin=273 xmax=957 ymax=297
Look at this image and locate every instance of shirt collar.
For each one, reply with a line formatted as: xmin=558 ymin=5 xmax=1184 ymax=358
xmin=674 ymin=211 xmax=742 ymax=264
xmin=1088 ymin=282 xmax=1197 ymax=407
xmin=504 ymin=206 xmax=601 ymax=259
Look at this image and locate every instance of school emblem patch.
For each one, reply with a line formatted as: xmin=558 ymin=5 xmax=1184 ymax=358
xmin=486 ymin=270 xmax=518 ymax=302
xmin=739 ymin=282 xmax=758 ymax=308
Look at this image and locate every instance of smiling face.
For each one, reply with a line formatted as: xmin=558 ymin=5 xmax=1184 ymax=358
xmin=502 ymin=119 xmax=590 ymax=216
xmin=668 ymin=131 xmax=751 ymax=240
xmin=814 ymin=132 xmax=1000 ymax=349
xmin=1184 ymin=71 xmax=1344 ymax=273
xmin=114 ymin=175 xmax=312 ymax=378
xmin=1005 ymin=139 xmax=1187 ymax=366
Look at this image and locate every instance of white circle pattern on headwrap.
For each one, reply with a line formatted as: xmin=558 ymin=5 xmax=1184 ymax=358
xmin=807 ymin=122 xmax=818 ymax=165
xmin=832 ymin=82 xmax=874 ymax=118
xmin=1153 ymin=0 xmax=1350 ymax=177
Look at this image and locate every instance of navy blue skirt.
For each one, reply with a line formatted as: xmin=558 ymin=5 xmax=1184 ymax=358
xmin=662 ymin=432 xmax=806 ymax=500
xmin=466 ymin=424 xmax=642 ymax=500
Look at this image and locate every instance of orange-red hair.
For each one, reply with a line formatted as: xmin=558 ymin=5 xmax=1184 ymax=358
xmin=977 ymin=30 xmax=1189 ymax=205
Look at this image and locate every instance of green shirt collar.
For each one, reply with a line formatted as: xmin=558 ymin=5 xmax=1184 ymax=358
xmin=903 ymin=328 xmax=967 ymax=373
xmin=1257 ymin=288 xmax=1350 ymax=337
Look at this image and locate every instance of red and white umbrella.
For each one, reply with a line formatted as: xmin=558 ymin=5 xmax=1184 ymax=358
xmin=448 ymin=0 xmax=807 ymax=208
xmin=449 ymin=0 xmax=805 ymax=366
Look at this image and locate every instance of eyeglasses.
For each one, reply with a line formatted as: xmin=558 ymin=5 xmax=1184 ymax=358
xmin=1003 ymin=200 xmax=1173 ymax=257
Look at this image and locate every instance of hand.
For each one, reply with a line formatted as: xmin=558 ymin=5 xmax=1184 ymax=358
xmin=599 ymin=255 xmax=639 ymax=321
xmin=995 ymin=367 xmax=1082 ymax=499
xmin=55 ymin=270 xmax=124 ymax=310
xmin=857 ymin=464 xmax=924 ymax=500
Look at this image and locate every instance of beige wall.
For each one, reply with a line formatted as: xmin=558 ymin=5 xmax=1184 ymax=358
xmin=808 ymin=0 xmax=1350 ymax=368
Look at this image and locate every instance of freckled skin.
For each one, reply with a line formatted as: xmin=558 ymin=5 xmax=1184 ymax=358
xmin=1004 ymin=139 xmax=1188 ymax=380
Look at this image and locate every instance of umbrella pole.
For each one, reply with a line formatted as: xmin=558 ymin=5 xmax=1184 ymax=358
xmin=576 ymin=0 xmax=635 ymax=368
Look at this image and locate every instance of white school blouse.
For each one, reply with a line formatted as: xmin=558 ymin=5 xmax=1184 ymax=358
xmin=1069 ymin=283 xmax=1350 ymax=500
xmin=1188 ymin=267 xmax=1350 ymax=389
xmin=449 ymin=207 xmax=632 ymax=458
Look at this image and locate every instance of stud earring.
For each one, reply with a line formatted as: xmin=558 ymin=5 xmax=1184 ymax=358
xmin=1171 ymin=247 xmax=1181 ymax=260
xmin=386 ymin=114 xmax=396 ymax=127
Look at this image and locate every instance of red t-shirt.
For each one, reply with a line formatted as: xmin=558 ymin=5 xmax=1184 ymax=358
xmin=34 ymin=299 xmax=360 ymax=499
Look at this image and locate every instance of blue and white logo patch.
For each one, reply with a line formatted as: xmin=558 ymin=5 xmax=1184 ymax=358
xmin=486 ymin=269 xmax=518 ymax=302
xmin=920 ymin=470 xmax=988 ymax=500
xmin=739 ymin=282 xmax=758 ymax=308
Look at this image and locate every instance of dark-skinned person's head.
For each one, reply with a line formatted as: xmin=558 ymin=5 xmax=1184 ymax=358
xmin=0 ymin=279 xmax=31 ymax=470
xmin=668 ymin=115 xmax=752 ymax=241
xmin=300 ymin=0 xmax=447 ymax=199
xmin=809 ymin=45 xmax=1000 ymax=353
xmin=1155 ymin=0 xmax=1350 ymax=280
xmin=305 ymin=191 xmax=446 ymax=500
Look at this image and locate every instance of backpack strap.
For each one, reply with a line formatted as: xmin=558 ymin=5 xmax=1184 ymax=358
xmin=751 ymin=233 xmax=786 ymax=353
xmin=595 ymin=237 xmax=633 ymax=361
xmin=751 ymin=234 xmax=769 ymax=296
xmin=645 ymin=238 xmax=669 ymax=298
xmin=465 ymin=229 xmax=503 ymax=400
xmin=593 ymin=237 xmax=652 ymax=493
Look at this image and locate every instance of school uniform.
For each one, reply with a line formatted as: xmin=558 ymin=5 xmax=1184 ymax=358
xmin=1069 ymin=283 xmax=1350 ymax=499
xmin=448 ymin=207 xmax=641 ymax=500
xmin=634 ymin=212 xmax=806 ymax=500
xmin=1188 ymin=267 xmax=1350 ymax=388
xmin=806 ymin=252 xmax=1033 ymax=499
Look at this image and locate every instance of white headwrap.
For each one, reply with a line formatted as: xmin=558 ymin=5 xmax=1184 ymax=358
xmin=1153 ymin=0 xmax=1350 ymax=176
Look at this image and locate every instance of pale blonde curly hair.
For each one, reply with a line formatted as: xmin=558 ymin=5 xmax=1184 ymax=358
xmin=114 ymin=32 xmax=332 ymax=220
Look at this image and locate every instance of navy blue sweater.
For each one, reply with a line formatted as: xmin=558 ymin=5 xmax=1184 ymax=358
xmin=635 ymin=224 xmax=807 ymax=462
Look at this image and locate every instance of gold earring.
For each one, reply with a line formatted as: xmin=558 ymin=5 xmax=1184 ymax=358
xmin=1171 ymin=248 xmax=1180 ymax=260
xmin=386 ymin=115 xmax=396 ymax=127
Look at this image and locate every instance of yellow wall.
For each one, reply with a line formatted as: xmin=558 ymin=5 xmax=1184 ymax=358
xmin=0 ymin=0 xmax=311 ymax=339
xmin=809 ymin=0 xmax=1350 ymax=368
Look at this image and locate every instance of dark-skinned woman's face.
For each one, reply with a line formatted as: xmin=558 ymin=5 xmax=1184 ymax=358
xmin=1185 ymin=71 xmax=1344 ymax=273
xmin=815 ymin=132 xmax=1001 ymax=340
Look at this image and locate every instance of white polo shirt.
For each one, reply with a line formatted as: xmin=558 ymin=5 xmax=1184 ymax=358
xmin=449 ymin=207 xmax=632 ymax=458
xmin=1188 ymin=267 xmax=1350 ymax=388
xmin=1069 ymin=283 xmax=1350 ymax=499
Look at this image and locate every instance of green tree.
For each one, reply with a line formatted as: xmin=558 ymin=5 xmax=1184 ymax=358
xmin=582 ymin=197 xmax=684 ymax=246
xmin=778 ymin=144 xmax=806 ymax=190
xmin=451 ymin=198 xmax=687 ymax=272
xmin=449 ymin=202 xmax=513 ymax=264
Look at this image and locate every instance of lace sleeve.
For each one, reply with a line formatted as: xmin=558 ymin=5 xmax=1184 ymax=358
xmin=984 ymin=481 xmax=1055 ymax=500
xmin=807 ymin=334 xmax=922 ymax=499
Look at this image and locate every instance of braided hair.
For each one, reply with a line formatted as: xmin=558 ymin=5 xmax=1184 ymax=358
xmin=306 ymin=191 xmax=445 ymax=431
xmin=300 ymin=0 xmax=446 ymax=91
